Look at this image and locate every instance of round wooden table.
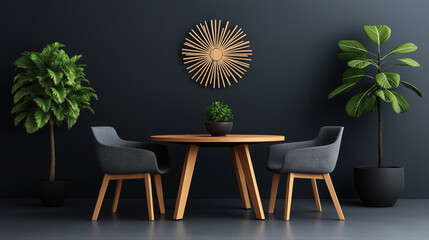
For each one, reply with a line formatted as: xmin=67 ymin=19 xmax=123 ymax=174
xmin=150 ymin=134 xmax=285 ymax=220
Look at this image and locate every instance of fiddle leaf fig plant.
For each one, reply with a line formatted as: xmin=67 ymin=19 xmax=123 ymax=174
xmin=205 ymin=101 xmax=233 ymax=122
xmin=11 ymin=42 xmax=97 ymax=182
xmin=329 ymin=25 xmax=421 ymax=168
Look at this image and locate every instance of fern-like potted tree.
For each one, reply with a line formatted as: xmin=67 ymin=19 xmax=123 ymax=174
xmin=205 ymin=101 xmax=234 ymax=136
xmin=11 ymin=42 xmax=97 ymax=207
xmin=329 ymin=25 xmax=421 ymax=207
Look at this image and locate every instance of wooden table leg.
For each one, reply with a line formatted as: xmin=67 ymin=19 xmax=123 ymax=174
xmin=234 ymin=144 xmax=265 ymax=220
xmin=173 ymin=144 xmax=199 ymax=220
xmin=231 ymin=147 xmax=251 ymax=209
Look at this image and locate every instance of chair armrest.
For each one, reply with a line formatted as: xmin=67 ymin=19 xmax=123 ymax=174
xmin=267 ymin=140 xmax=315 ymax=171
xmin=280 ymin=143 xmax=340 ymax=174
xmin=96 ymin=144 xmax=160 ymax=174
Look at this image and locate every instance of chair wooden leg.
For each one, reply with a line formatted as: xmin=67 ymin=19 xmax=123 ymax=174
xmin=231 ymin=147 xmax=251 ymax=209
xmin=144 ymin=173 xmax=155 ymax=221
xmin=268 ymin=173 xmax=280 ymax=213
xmin=92 ymin=174 xmax=110 ymax=221
xmin=323 ymin=174 xmax=345 ymax=220
xmin=311 ymin=179 xmax=322 ymax=212
xmin=154 ymin=174 xmax=165 ymax=214
xmin=284 ymin=173 xmax=295 ymax=221
xmin=111 ymin=180 xmax=123 ymax=213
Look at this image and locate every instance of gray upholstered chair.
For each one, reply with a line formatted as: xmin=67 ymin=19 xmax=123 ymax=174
xmin=267 ymin=126 xmax=345 ymax=220
xmin=90 ymin=126 xmax=169 ymax=221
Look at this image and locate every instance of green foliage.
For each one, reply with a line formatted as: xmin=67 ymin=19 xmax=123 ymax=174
xmin=11 ymin=42 xmax=97 ymax=133
xmin=329 ymin=25 xmax=421 ymax=118
xmin=205 ymin=101 xmax=233 ymax=122
xmin=363 ymin=25 xmax=391 ymax=46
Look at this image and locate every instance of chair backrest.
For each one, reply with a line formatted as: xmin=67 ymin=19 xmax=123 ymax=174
xmin=311 ymin=126 xmax=344 ymax=173
xmin=314 ymin=126 xmax=344 ymax=147
xmin=91 ymin=126 xmax=124 ymax=147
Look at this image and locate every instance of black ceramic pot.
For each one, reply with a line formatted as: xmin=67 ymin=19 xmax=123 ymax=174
xmin=354 ymin=166 xmax=404 ymax=207
xmin=36 ymin=180 xmax=68 ymax=207
xmin=205 ymin=122 xmax=233 ymax=136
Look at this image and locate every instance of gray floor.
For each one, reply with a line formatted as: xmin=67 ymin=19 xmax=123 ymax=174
xmin=1 ymin=198 xmax=428 ymax=240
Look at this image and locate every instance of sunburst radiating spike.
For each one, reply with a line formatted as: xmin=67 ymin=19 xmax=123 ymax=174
xmin=184 ymin=57 xmax=205 ymax=65
xmin=216 ymin=20 xmax=221 ymax=48
xmin=204 ymin=21 xmax=213 ymax=47
xmin=185 ymin=38 xmax=206 ymax=51
xmin=224 ymin=33 xmax=246 ymax=50
xmin=196 ymin=25 xmax=209 ymax=48
xmin=194 ymin=60 xmax=210 ymax=82
xmin=225 ymin=41 xmax=250 ymax=52
xmin=201 ymin=61 xmax=212 ymax=85
xmin=224 ymin=29 xmax=243 ymax=49
xmin=220 ymin=62 xmax=232 ymax=86
xmin=222 ymin=26 xmax=238 ymax=48
xmin=224 ymin=27 xmax=241 ymax=48
xmin=192 ymin=59 xmax=208 ymax=80
xmin=190 ymin=30 xmax=209 ymax=50
xmin=187 ymin=59 xmax=206 ymax=72
xmin=182 ymin=20 xmax=252 ymax=88
xmin=224 ymin=58 xmax=245 ymax=76
xmin=220 ymin=21 xmax=230 ymax=46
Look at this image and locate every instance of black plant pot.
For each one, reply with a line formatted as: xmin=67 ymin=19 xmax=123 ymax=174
xmin=36 ymin=180 xmax=68 ymax=207
xmin=205 ymin=122 xmax=233 ymax=136
xmin=354 ymin=166 xmax=404 ymax=207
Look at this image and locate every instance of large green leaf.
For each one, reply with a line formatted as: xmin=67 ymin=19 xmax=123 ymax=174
xmin=14 ymin=112 xmax=29 ymax=126
xmin=12 ymin=77 xmax=32 ymax=93
xmin=402 ymin=81 xmax=422 ymax=97
xmin=338 ymin=40 xmax=367 ymax=53
xmin=11 ymin=102 xmax=30 ymax=114
xmin=24 ymin=113 xmax=39 ymax=133
xmin=337 ymin=52 xmax=366 ymax=61
xmin=328 ymin=82 xmax=358 ymax=99
xmin=345 ymin=92 xmax=371 ymax=118
xmin=375 ymin=90 xmax=388 ymax=101
xmin=375 ymin=72 xmax=400 ymax=88
xmin=347 ymin=59 xmax=373 ymax=69
xmin=396 ymin=58 xmax=420 ymax=67
xmin=391 ymin=91 xmax=409 ymax=113
xmin=67 ymin=117 xmax=77 ymax=128
xmin=342 ymin=68 xmax=365 ymax=83
xmin=13 ymin=86 xmax=37 ymax=103
xmin=51 ymin=105 xmax=65 ymax=121
xmin=388 ymin=43 xmax=418 ymax=55
xmin=50 ymin=87 xmax=67 ymax=103
xmin=34 ymin=110 xmax=50 ymax=128
xmin=365 ymin=95 xmax=377 ymax=112
xmin=14 ymin=55 xmax=32 ymax=69
xmin=33 ymin=98 xmax=51 ymax=112
xmin=364 ymin=25 xmax=391 ymax=45
xmin=383 ymin=90 xmax=409 ymax=113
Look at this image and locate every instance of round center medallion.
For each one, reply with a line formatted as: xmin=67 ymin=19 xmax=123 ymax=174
xmin=210 ymin=48 xmax=223 ymax=61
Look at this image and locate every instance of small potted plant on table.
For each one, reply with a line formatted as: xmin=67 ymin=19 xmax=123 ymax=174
xmin=329 ymin=25 xmax=421 ymax=207
xmin=205 ymin=101 xmax=233 ymax=136
xmin=11 ymin=42 xmax=97 ymax=207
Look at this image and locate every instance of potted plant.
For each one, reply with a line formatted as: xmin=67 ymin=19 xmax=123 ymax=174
xmin=205 ymin=101 xmax=234 ymax=136
xmin=328 ymin=25 xmax=421 ymax=207
xmin=11 ymin=42 xmax=97 ymax=207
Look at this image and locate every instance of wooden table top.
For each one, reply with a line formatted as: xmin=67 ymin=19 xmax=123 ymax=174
xmin=150 ymin=134 xmax=285 ymax=143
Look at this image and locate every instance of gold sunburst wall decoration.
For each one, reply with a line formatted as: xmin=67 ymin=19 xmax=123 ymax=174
xmin=182 ymin=20 xmax=252 ymax=88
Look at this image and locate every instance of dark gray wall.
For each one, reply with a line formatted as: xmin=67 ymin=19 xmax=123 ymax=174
xmin=1 ymin=0 xmax=428 ymax=199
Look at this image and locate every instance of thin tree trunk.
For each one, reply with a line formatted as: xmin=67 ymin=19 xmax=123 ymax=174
xmin=377 ymin=98 xmax=383 ymax=168
xmin=377 ymin=54 xmax=383 ymax=168
xmin=49 ymin=119 xmax=56 ymax=182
